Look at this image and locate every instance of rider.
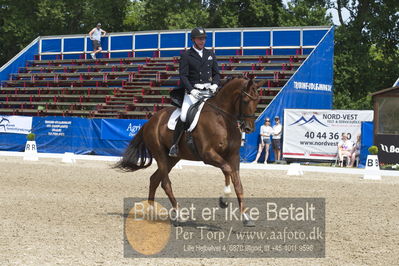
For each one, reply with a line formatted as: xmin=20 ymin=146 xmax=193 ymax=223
xmin=169 ymin=27 xmax=220 ymax=157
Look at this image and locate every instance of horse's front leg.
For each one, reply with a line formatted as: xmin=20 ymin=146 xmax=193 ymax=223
xmin=203 ymin=149 xmax=254 ymax=226
xmin=230 ymin=169 xmax=255 ymax=227
xmin=227 ymin=153 xmax=255 ymax=227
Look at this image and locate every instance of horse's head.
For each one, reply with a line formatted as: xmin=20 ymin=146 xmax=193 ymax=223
xmin=211 ymin=77 xmax=265 ymax=133
xmin=237 ymin=79 xmax=265 ymax=134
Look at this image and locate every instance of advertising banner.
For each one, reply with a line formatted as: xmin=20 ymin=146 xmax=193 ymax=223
xmin=0 ymin=115 xmax=32 ymax=134
xmin=375 ymin=134 xmax=399 ymax=164
xmin=243 ymin=27 xmax=334 ymax=162
xmin=0 ymin=116 xmax=148 ymax=156
xmin=283 ymin=109 xmax=373 ymax=160
xmin=101 ymin=119 xmax=147 ymax=140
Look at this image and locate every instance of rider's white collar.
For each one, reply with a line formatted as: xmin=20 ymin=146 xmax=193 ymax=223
xmin=192 ymin=46 xmax=203 ymax=58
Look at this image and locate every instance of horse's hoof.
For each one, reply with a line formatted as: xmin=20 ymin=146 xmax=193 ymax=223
xmin=243 ymin=219 xmax=255 ymax=227
xmin=219 ymin=197 xmax=228 ymax=209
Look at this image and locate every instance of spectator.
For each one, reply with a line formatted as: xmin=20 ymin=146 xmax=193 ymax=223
xmin=272 ymin=116 xmax=282 ymax=162
xmin=349 ymin=134 xmax=361 ymax=167
xmin=253 ymin=118 xmax=273 ymax=164
xmin=338 ymin=133 xmax=353 ymax=167
xmin=88 ymin=23 xmax=106 ymax=59
xmin=241 ymin=131 xmax=246 ymax=147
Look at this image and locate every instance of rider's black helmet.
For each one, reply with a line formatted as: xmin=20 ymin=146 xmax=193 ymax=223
xmin=191 ymin=27 xmax=206 ymax=39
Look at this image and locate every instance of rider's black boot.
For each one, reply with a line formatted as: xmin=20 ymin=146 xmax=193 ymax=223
xmin=169 ymin=119 xmax=185 ymax=157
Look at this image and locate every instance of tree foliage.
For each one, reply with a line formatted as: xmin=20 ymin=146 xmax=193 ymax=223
xmin=280 ymin=0 xmax=332 ymax=26
xmin=0 ymin=0 xmax=129 ymax=64
xmin=0 ymin=0 xmax=398 ymax=110
xmin=330 ymin=0 xmax=399 ymax=109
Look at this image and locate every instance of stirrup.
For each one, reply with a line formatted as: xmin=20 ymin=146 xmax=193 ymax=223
xmin=169 ymin=144 xmax=178 ymax=157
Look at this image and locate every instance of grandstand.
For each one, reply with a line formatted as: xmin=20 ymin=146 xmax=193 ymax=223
xmin=0 ymin=26 xmax=334 ymax=159
xmin=1 ymin=53 xmax=304 ymax=119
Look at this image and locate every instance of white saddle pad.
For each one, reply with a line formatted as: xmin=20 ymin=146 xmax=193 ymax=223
xmin=167 ymin=101 xmax=207 ymax=132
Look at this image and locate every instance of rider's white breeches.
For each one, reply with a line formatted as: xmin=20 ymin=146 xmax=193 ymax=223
xmin=180 ymin=93 xmax=199 ymax=122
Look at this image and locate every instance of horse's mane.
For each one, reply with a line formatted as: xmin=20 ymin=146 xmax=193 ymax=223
xmin=220 ymin=74 xmax=249 ymax=88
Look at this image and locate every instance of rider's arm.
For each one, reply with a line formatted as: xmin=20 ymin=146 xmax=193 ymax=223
xmin=211 ymin=53 xmax=220 ymax=86
xmin=179 ymin=52 xmax=195 ymax=93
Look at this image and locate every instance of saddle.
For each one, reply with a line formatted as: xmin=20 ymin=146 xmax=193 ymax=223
xmin=169 ymin=87 xmax=184 ymax=108
xmin=167 ymin=93 xmax=212 ymax=158
xmin=167 ymin=91 xmax=212 ymax=132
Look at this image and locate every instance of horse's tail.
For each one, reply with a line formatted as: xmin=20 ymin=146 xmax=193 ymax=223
xmin=114 ymin=125 xmax=153 ymax=172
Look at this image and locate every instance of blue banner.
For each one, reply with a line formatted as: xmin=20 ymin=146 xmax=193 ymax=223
xmin=242 ymin=27 xmax=335 ymax=162
xmin=101 ymin=119 xmax=147 ymax=140
xmin=360 ymin=122 xmax=374 ymax=168
xmin=0 ymin=116 xmax=148 ymax=156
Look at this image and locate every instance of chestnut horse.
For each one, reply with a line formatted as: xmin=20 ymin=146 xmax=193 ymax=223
xmin=116 ymin=77 xmax=264 ymax=226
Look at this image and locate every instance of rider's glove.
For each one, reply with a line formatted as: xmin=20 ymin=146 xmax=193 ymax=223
xmin=209 ymin=84 xmax=218 ymax=93
xmin=190 ymin=89 xmax=201 ymax=99
xmin=194 ymin=84 xmax=206 ymax=90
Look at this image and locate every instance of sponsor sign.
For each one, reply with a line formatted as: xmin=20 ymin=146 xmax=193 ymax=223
xmin=44 ymin=119 xmax=72 ymax=136
xmin=293 ymin=81 xmax=332 ymax=92
xmin=0 ymin=115 xmax=32 ymax=134
xmin=283 ymin=109 xmax=373 ymax=160
xmin=101 ymin=119 xmax=147 ymax=140
xmin=375 ymin=134 xmax=399 ymax=164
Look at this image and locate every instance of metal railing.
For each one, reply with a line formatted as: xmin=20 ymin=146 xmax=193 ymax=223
xmin=38 ymin=26 xmax=330 ymax=59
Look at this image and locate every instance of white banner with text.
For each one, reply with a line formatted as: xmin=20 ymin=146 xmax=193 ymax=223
xmin=283 ymin=109 xmax=373 ymax=160
xmin=0 ymin=115 xmax=32 ymax=134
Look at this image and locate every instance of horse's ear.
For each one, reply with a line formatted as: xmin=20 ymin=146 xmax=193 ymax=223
xmin=246 ymin=78 xmax=254 ymax=89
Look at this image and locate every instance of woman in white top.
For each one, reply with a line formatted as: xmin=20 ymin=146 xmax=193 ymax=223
xmin=253 ymin=118 xmax=274 ymax=164
xmin=338 ymin=133 xmax=353 ymax=167
xmin=349 ymin=134 xmax=361 ymax=167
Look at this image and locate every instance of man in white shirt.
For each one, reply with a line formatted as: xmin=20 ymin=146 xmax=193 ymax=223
xmin=272 ymin=116 xmax=282 ymax=162
xmin=88 ymin=23 xmax=106 ymax=59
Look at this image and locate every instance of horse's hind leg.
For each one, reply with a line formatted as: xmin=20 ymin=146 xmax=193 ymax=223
xmin=219 ymin=174 xmax=232 ymax=208
xmin=148 ymin=169 xmax=162 ymax=203
xmin=148 ymin=157 xmax=179 ymax=204
xmin=150 ymin=156 xmax=179 ymax=209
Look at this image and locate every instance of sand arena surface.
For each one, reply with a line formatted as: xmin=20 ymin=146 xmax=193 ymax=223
xmin=0 ymin=156 xmax=398 ymax=265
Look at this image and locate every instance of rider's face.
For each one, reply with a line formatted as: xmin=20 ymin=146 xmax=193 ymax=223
xmin=193 ymin=37 xmax=206 ymax=50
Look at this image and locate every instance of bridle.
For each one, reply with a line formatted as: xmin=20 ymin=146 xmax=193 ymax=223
xmin=238 ymin=88 xmax=258 ymax=120
xmin=204 ymin=82 xmax=259 ymax=126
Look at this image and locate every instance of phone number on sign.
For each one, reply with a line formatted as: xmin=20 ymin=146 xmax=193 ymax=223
xmin=304 ymin=132 xmax=352 ymax=140
xmin=265 ymin=244 xmax=314 ymax=252
xmin=227 ymin=244 xmax=314 ymax=253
